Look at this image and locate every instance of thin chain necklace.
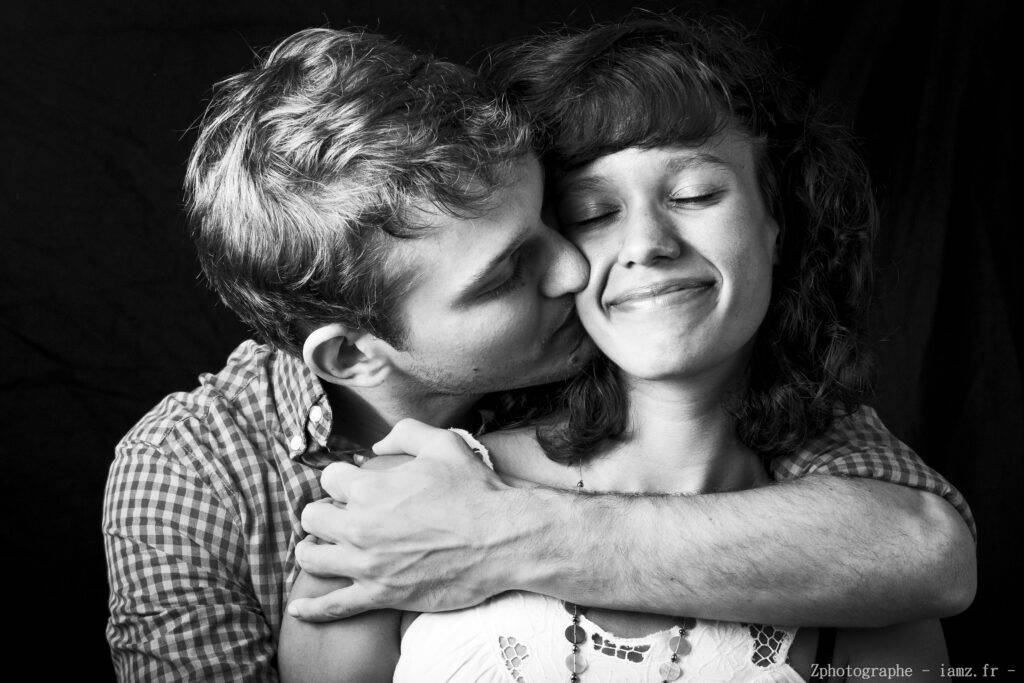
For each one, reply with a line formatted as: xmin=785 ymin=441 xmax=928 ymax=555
xmin=562 ymin=459 xmax=695 ymax=682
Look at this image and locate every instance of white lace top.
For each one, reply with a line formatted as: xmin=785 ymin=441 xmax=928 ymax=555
xmin=395 ymin=590 xmax=803 ymax=682
xmin=394 ymin=431 xmax=805 ymax=681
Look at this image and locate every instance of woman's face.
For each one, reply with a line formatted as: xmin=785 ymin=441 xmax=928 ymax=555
xmin=555 ymin=133 xmax=778 ymax=382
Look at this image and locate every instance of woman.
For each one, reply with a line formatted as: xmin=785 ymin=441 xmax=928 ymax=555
xmin=280 ymin=17 xmax=947 ymax=681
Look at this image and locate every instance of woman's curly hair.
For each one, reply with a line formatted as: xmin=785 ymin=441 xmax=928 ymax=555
xmin=484 ymin=15 xmax=877 ymax=463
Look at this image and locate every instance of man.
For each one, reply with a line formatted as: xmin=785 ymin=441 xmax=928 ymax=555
xmin=104 ymin=28 xmax=975 ymax=681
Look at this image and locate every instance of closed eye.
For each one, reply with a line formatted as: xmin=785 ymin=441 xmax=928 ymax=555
xmin=670 ymin=190 xmax=724 ymax=206
xmin=562 ymin=209 xmax=619 ymax=230
xmin=480 ymin=250 xmax=527 ymax=300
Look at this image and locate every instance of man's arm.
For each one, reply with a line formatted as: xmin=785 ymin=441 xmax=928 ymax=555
xmin=290 ymin=418 xmax=975 ymax=627
xmin=515 ymin=474 xmax=974 ymax=626
xmin=103 ymin=441 xmax=276 ymax=681
xmin=772 ymin=406 xmax=976 ymax=541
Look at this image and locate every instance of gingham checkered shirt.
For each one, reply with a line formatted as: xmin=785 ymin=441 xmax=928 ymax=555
xmin=103 ymin=340 xmax=974 ymax=681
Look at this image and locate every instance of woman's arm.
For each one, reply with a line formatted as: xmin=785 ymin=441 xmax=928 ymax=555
xmin=278 ymin=454 xmax=415 ymax=683
xmin=278 ymin=570 xmax=402 ymax=683
xmin=832 ymin=619 xmax=948 ymax=681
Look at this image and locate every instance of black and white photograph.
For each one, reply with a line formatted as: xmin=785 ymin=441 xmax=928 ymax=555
xmin=2 ymin=0 xmax=1019 ymax=680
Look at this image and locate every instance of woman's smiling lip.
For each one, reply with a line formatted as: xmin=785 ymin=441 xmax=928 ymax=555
xmin=605 ymin=277 xmax=715 ymax=310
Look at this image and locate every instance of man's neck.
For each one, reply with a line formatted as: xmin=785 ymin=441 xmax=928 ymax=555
xmin=323 ymin=379 xmax=482 ymax=448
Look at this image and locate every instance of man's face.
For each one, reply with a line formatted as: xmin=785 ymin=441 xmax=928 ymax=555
xmin=380 ymin=155 xmax=595 ymax=395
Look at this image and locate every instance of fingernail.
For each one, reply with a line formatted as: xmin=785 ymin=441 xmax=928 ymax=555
xmin=287 ymin=602 xmax=299 ymax=617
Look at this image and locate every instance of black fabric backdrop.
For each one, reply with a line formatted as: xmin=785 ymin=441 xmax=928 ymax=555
xmin=2 ymin=0 xmax=1020 ymax=677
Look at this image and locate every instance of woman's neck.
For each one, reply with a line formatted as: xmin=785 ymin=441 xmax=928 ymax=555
xmin=579 ymin=372 xmax=766 ymax=495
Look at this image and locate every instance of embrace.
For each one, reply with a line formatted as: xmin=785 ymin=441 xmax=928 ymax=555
xmin=104 ymin=15 xmax=976 ymax=682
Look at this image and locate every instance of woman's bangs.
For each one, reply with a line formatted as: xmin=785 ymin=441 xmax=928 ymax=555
xmin=551 ymin=53 xmax=727 ymax=170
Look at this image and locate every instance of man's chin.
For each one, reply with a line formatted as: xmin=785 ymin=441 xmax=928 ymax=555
xmin=512 ymin=335 xmax=598 ymax=389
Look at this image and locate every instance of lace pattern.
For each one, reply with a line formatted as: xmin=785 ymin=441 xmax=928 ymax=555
xmin=498 ymin=635 xmax=530 ymax=682
xmin=591 ymin=632 xmax=651 ymax=663
xmin=746 ymin=623 xmax=790 ymax=667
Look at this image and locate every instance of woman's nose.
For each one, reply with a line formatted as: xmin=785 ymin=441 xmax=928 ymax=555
xmin=540 ymin=229 xmax=590 ymax=298
xmin=617 ymin=208 xmax=682 ymax=268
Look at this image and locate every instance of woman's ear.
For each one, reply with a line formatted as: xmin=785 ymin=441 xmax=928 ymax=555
xmin=770 ymin=218 xmax=782 ymax=266
xmin=302 ymin=323 xmax=393 ymax=388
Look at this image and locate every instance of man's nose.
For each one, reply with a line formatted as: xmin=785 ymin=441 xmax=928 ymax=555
xmin=617 ymin=207 xmax=682 ymax=268
xmin=540 ymin=230 xmax=589 ymax=298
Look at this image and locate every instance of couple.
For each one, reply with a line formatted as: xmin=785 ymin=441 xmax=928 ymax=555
xmin=103 ymin=15 xmax=976 ymax=682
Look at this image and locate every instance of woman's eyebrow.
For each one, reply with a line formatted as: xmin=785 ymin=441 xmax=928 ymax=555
xmin=665 ymin=152 xmax=731 ymax=173
xmin=557 ymin=152 xmax=732 ymax=198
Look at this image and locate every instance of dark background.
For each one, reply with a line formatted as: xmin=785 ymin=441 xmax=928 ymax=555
xmin=2 ymin=0 xmax=1020 ymax=678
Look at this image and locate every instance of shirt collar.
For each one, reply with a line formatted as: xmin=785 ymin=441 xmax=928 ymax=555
xmin=269 ymin=347 xmax=488 ymax=466
xmin=270 ymin=350 xmax=336 ymax=461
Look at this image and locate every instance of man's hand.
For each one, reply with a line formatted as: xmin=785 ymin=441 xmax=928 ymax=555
xmin=288 ymin=419 xmax=528 ymax=622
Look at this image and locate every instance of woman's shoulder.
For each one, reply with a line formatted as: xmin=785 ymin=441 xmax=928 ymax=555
xmin=480 ymin=425 xmax=537 ymax=456
xmin=481 ymin=425 xmax=577 ymax=489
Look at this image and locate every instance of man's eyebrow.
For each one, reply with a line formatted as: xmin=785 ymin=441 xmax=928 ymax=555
xmin=454 ymin=228 xmax=530 ymax=302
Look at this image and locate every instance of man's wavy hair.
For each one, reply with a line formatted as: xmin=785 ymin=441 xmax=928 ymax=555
xmin=486 ymin=16 xmax=877 ymax=463
xmin=186 ymin=28 xmax=531 ymax=356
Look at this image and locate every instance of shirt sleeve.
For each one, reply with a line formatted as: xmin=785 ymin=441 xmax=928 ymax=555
xmin=769 ymin=405 xmax=976 ymax=540
xmin=103 ymin=440 xmax=278 ymax=682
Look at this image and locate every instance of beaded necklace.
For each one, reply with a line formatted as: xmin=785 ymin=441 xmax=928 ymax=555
xmin=562 ymin=459 xmax=696 ymax=682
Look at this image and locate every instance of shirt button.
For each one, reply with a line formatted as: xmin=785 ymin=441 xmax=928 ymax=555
xmin=309 ymin=406 xmax=324 ymax=423
xmin=289 ymin=434 xmax=304 ymax=451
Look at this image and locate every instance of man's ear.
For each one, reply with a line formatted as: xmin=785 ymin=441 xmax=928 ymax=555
xmin=302 ymin=323 xmax=393 ymax=388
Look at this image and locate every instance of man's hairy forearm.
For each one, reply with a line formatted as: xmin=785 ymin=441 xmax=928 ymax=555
xmin=506 ymin=475 xmax=976 ymax=627
xmin=293 ymin=427 xmax=976 ymax=624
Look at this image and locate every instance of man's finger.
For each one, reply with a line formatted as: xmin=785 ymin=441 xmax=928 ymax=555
xmin=320 ymin=460 xmax=367 ymax=502
xmin=294 ymin=536 xmax=366 ymax=576
xmin=372 ymin=418 xmax=474 ymax=459
xmin=299 ymin=499 xmax=350 ymax=544
xmin=287 ymin=583 xmax=383 ymax=622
